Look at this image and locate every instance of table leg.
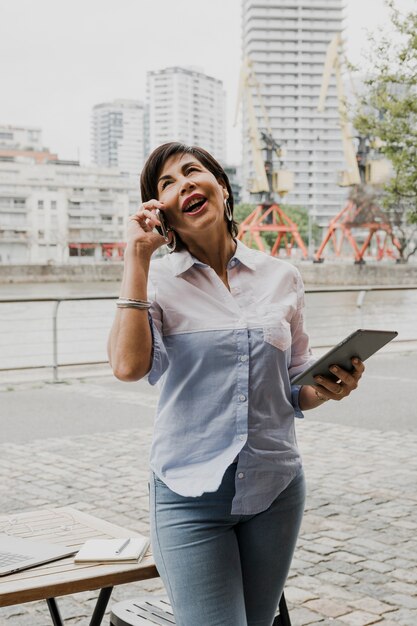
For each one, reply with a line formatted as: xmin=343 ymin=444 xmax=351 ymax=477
xmin=46 ymin=597 xmax=64 ymax=626
xmin=89 ymin=586 xmax=114 ymax=626
xmin=45 ymin=587 xmax=113 ymax=626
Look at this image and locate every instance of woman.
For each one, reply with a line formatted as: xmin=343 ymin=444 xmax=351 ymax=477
xmin=108 ymin=142 xmax=364 ymax=626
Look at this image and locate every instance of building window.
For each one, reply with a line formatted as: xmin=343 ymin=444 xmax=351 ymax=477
xmin=38 ymin=200 xmax=44 ymax=210
xmin=51 ymin=201 xmax=57 ymax=211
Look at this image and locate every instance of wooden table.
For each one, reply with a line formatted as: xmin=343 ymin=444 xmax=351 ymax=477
xmin=0 ymin=507 xmax=158 ymax=626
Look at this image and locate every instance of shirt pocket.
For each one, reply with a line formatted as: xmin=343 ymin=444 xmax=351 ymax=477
xmin=263 ymin=318 xmax=292 ymax=351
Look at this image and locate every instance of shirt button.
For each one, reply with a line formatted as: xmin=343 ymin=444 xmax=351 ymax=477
xmin=238 ymin=394 xmax=247 ymax=402
xmin=238 ymin=434 xmax=245 ymax=440
xmin=238 ymin=472 xmax=245 ymax=479
xmin=239 ymin=355 xmax=248 ymax=362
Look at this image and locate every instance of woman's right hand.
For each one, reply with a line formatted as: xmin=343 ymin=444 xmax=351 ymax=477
xmin=126 ymin=200 xmax=169 ymax=255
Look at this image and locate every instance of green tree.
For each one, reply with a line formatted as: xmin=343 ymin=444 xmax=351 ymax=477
xmin=233 ymin=203 xmax=254 ymax=225
xmin=353 ymin=0 xmax=417 ymax=261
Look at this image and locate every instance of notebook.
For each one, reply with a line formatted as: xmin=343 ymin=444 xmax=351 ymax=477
xmin=74 ymin=536 xmax=149 ymax=563
xmin=0 ymin=533 xmax=76 ymax=576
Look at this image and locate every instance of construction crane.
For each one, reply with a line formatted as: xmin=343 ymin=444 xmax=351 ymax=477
xmin=315 ymin=34 xmax=398 ymax=263
xmin=235 ymin=57 xmax=308 ymax=258
xmin=317 ymin=34 xmax=361 ymax=187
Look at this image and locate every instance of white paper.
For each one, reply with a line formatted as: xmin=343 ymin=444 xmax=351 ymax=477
xmin=74 ymin=536 xmax=149 ymax=563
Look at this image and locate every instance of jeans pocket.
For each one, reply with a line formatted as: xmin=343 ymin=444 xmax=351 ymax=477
xmin=153 ymin=473 xmax=168 ymax=488
xmin=263 ymin=319 xmax=291 ymax=351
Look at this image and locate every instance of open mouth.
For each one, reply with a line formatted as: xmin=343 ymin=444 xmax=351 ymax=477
xmin=183 ymin=197 xmax=207 ymax=215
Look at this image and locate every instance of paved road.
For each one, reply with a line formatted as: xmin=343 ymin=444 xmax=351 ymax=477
xmin=1 ymin=351 xmax=416 ymax=444
xmin=1 ymin=352 xmax=417 ymax=625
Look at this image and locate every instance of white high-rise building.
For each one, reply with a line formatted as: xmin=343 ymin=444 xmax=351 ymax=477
xmin=91 ymin=100 xmax=146 ymax=176
xmin=147 ymin=67 xmax=226 ymax=162
xmin=242 ymin=0 xmax=347 ymax=223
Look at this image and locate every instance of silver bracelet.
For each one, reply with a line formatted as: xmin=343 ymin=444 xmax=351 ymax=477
xmin=116 ymin=298 xmax=151 ymax=309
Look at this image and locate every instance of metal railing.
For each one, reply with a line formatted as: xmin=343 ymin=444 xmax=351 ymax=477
xmin=0 ymin=285 xmax=416 ymax=382
xmin=303 ymin=285 xmax=417 ymax=348
xmin=0 ymin=295 xmax=116 ymax=382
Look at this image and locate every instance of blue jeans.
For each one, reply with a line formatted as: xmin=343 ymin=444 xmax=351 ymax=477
xmin=149 ymin=464 xmax=306 ymax=626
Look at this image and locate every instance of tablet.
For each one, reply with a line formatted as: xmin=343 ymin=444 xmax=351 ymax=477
xmin=291 ymin=329 xmax=398 ymax=387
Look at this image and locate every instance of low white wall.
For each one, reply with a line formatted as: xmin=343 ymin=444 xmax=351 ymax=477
xmin=1 ymin=260 xmax=417 ymax=286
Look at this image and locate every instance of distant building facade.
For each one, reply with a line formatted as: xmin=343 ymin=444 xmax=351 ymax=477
xmin=0 ymin=124 xmax=43 ymax=151
xmin=241 ymin=0 xmax=347 ymax=222
xmin=0 ymin=157 xmax=139 ymax=264
xmin=224 ymin=165 xmax=242 ymax=205
xmin=0 ymin=124 xmax=57 ymax=164
xmin=147 ymin=66 xmax=227 ymax=161
xmin=91 ymin=100 xmax=146 ymax=177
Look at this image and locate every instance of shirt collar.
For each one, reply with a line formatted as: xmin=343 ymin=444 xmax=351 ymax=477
xmin=168 ymin=239 xmax=257 ymax=277
xmin=232 ymin=239 xmax=257 ymax=270
xmin=168 ymin=248 xmax=201 ymax=276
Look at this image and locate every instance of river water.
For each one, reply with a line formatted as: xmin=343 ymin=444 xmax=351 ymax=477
xmin=0 ymin=281 xmax=415 ymax=371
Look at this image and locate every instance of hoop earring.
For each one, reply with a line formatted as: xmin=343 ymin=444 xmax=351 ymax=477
xmin=166 ymin=230 xmax=177 ymax=253
xmin=224 ymin=198 xmax=233 ymax=222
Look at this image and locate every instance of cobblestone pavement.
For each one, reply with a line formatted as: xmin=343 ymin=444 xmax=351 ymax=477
xmin=1 ymin=382 xmax=417 ymax=625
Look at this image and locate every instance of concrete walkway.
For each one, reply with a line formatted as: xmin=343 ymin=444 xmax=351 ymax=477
xmin=1 ymin=364 xmax=417 ymax=625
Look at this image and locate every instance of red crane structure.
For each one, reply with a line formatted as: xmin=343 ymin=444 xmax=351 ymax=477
xmin=315 ymin=34 xmax=397 ymax=263
xmin=238 ymin=202 xmax=308 ymax=258
xmin=314 ymin=189 xmax=400 ymax=263
xmin=235 ymin=58 xmax=308 ymax=259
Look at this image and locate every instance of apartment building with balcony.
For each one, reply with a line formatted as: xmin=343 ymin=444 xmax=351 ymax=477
xmin=91 ymin=99 xmax=146 ymax=177
xmin=0 ymin=124 xmax=43 ymax=151
xmin=147 ymin=66 xmax=227 ymax=162
xmin=241 ymin=0 xmax=347 ymax=223
xmin=0 ymin=158 xmax=139 ymax=264
xmin=0 ymin=124 xmax=58 ymax=164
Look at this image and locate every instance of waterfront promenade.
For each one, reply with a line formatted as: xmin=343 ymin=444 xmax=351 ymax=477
xmin=1 ymin=350 xmax=417 ymax=625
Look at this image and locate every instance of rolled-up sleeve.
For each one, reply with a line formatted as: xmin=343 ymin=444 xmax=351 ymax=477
xmin=289 ymin=270 xmax=316 ymax=381
xmin=290 ymin=384 xmax=304 ymax=419
xmin=147 ymin=278 xmax=169 ymax=386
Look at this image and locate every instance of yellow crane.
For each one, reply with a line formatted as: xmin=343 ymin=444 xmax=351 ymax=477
xmin=235 ymin=56 xmax=294 ymax=197
xmin=234 ymin=56 xmax=307 ymax=258
xmin=318 ymin=33 xmax=390 ymax=187
xmin=315 ymin=34 xmax=398 ymax=263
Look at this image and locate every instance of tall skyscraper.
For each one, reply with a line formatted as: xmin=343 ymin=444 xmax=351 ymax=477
xmin=147 ymin=66 xmax=226 ymax=162
xmin=91 ymin=100 xmax=146 ymax=176
xmin=241 ymin=0 xmax=346 ymax=222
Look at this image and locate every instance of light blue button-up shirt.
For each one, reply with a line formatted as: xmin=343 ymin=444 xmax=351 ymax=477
xmin=146 ymin=240 xmax=315 ymax=515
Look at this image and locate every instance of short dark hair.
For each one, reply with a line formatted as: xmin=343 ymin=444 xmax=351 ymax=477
xmin=140 ymin=142 xmax=238 ymax=245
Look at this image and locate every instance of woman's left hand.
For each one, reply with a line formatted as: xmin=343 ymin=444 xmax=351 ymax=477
xmin=313 ymin=358 xmax=365 ymax=402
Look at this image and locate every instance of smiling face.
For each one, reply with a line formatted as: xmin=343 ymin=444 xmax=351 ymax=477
xmin=156 ymin=152 xmax=229 ymax=243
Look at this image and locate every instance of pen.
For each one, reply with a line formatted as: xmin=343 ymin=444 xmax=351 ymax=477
xmin=115 ymin=538 xmax=130 ymax=555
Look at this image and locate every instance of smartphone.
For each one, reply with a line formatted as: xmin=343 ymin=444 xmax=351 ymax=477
xmin=291 ymin=328 xmax=398 ymax=386
xmin=155 ymin=208 xmax=170 ymax=241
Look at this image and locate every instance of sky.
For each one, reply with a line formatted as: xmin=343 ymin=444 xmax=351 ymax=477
xmin=0 ymin=0 xmax=414 ymax=166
